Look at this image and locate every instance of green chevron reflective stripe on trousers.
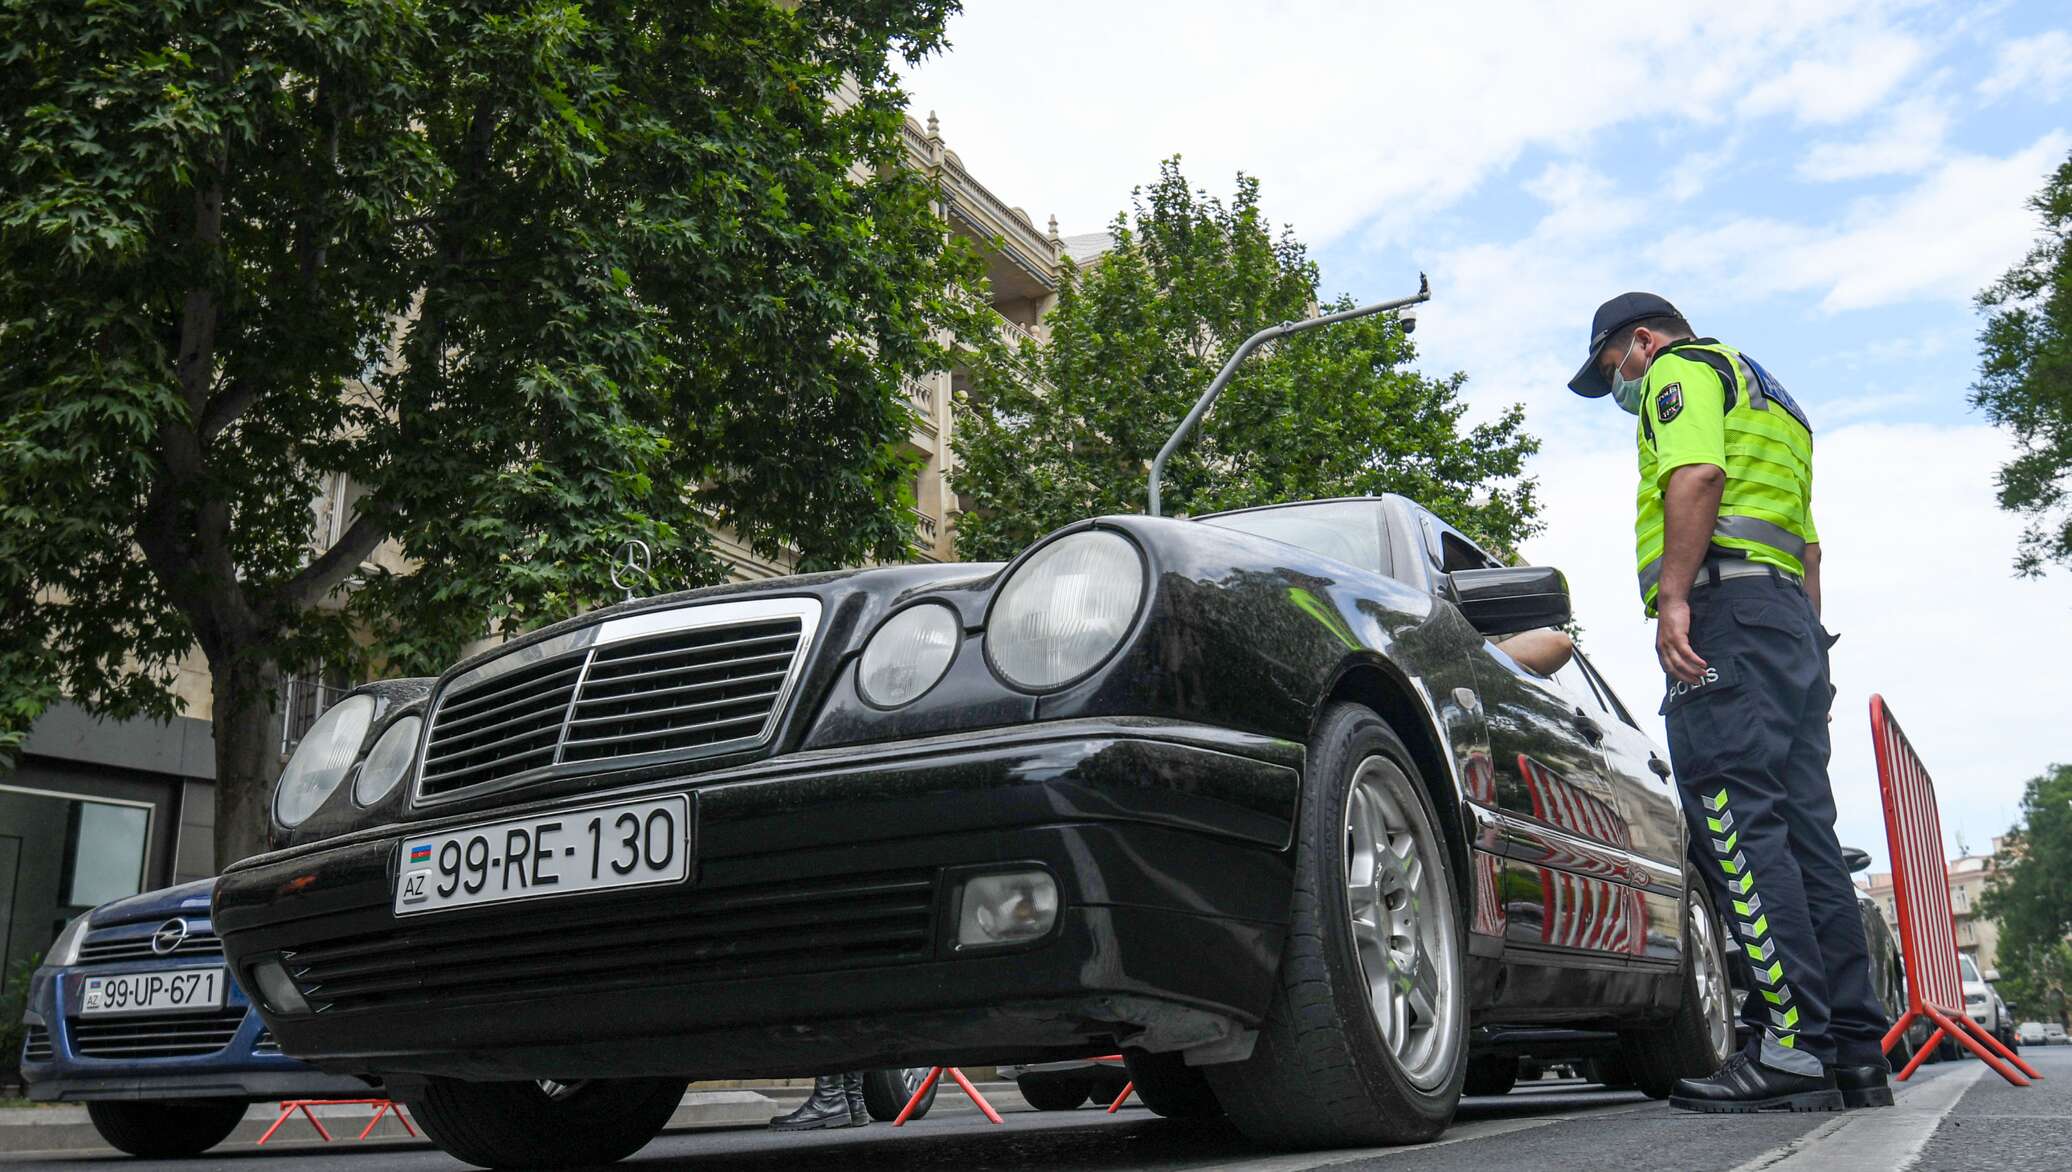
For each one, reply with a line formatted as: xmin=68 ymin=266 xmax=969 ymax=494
xmin=1703 ymin=787 xmax=1801 ymax=1043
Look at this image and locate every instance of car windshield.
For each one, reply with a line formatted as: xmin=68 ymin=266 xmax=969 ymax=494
xmin=1199 ymin=501 xmax=1384 ymax=574
xmin=1960 ymin=954 xmax=1982 ymax=982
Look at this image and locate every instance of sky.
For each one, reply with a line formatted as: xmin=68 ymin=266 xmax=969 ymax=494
xmin=900 ymin=0 xmax=2072 ymax=870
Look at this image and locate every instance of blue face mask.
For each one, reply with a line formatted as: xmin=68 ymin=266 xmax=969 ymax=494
xmin=1606 ymin=338 xmax=1645 ymax=415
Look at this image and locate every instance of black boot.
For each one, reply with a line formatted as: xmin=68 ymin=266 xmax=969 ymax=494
xmin=842 ymin=1071 xmax=870 ymax=1125
xmin=770 ymin=1075 xmax=862 ymax=1131
xmin=1669 ymin=1053 xmax=1843 ymax=1113
xmin=1833 ymin=1063 xmax=1893 ymax=1108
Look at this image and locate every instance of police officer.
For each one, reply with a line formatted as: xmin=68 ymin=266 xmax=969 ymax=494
xmin=1569 ymin=293 xmax=1892 ymax=1113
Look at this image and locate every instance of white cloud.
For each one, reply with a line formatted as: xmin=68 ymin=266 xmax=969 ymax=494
xmin=1669 ymin=131 xmax=2070 ymax=311
xmin=1978 ymin=29 xmax=2072 ymax=102
xmin=902 ymin=1 xmax=1933 ymax=247
xmin=1798 ymin=94 xmax=1953 ymax=181
xmin=1521 ymin=421 xmax=2072 ymax=869
xmin=1738 ymin=29 xmax=1929 ymax=125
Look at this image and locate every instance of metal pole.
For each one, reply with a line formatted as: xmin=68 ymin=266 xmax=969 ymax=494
xmin=1147 ymin=273 xmax=1431 ymax=516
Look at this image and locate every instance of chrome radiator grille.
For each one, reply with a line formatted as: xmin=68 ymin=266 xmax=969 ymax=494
xmin=417 ymin=598 xmax=819 ymax=801
xmin=79 ymin=928 xmax=224 ymax=966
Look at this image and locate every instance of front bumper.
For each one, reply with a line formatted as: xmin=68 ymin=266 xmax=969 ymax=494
xmin=215 ymin=719 xmax=1302 ymax=1083
xmin=20 ymin=970 xmax=374 ymax=1103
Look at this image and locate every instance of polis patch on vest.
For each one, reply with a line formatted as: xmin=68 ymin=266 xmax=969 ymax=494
xmin=1656 ymin=382 xmax=1683 ymax=423
xmin=1659 ymin=658 xmax=1737 ymax=715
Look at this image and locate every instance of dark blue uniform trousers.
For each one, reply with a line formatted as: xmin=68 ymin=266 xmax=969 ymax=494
xmin=1661 ymin=573 xmax=1889 ymax=1072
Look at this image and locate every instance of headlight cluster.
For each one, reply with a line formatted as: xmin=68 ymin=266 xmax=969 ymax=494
xmin=987 ymin=530 xmax=1144 ymax=690
xmin=45 ymin=914 xmax=90 ymax=967
xmin=354 ymin=715 xmax=422 ymax=805
xmin=855 ymin=529 xmax=1146 ymax=709
xmin=274 ymin=694 xmax=377 ymax=827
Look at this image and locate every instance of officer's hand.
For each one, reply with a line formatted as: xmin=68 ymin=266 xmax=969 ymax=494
xmin=1655 ymin=599 xmax=1709 ymax=685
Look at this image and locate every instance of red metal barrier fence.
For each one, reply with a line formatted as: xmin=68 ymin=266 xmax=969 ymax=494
xmin=1871 ymin=695 xmax=2040 ymax=1085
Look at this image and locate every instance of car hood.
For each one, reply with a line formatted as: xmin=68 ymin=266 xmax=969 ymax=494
xmin=88 ymin=878 xmax=216 ymax=929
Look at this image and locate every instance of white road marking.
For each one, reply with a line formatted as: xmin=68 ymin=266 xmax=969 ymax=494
xmin=1168 ymin=1109 xmax=1618 ymax=1171
xmin=1724 ymin=1061 xmax=1988 ymax=1172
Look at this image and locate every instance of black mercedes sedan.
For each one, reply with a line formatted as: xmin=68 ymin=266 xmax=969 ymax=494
xmin=214 ymin=494 xmax=1730 ymax=1167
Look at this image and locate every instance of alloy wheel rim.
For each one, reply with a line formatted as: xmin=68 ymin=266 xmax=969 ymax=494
xmin=1342 ymin=755 xmax=1459 ymax=1090
xmin=1689 ymin=898 xmax=1733 ymax=1060
xmin=902 ymin=1067 xmax=931 ymax=1096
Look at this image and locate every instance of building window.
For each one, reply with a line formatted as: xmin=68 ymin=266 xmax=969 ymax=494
xmin=1 ymin=785 xmax=153 ymax=992
xmin=281 ymin=666 xmax=354 ymax=755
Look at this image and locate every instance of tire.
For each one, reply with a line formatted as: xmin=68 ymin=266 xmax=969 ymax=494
xmin=1122 ymin=1048 xmax=1222 ymax=1120
xmin=404 ymin=1077 xmax=682 ymax=1169
xmin=1462 ymin=1055 xmax=1518 ymax=1096
xmin=1088 ymin=1066 xmax=1131 ymax=1105
xmin=1619 ymin=883 xmax=1736 ymax=1100
xmin=1887 ymin=1029 xmax=1914 ymax=1073
xmin=86 ymin=1099 xmax=246 ymax=1158
xmin=862 ymin=1067 xmax=936 ymax=1122
xmin=1016 ymin=1074 xmax=1092 ymax=1111
xmin=1203 ymin=704 xmax=1468 ymax=1148
xmin=1582 ymin=1055 xmax=1635 ymax=1089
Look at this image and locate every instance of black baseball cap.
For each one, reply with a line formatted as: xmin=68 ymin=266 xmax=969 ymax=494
xmin=1568 ymin=291 xmax=1682 ymax=397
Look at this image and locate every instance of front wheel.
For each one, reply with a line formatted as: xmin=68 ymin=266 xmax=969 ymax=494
xmin=1619 ymin=884 xmax=1736 ymax=1099
xmin=404 ymin=1077 xmax=683 ymax=1169
xmin=1016 ymin=1074 xmax=1091 ymax=1111
xmin=86 ymin=1099 xmax=246 ymax=1158
xmin=1205 ymin=704 xmax=1467 ymax=1148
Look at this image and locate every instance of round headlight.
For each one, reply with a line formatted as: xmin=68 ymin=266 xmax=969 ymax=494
xmin=858 ymin=604 xmax=960 ymax=708
xmin=353 ymin=715 xmax=422 ymax=806
xmin=987 ymin=530 xmax=1145 ymax=691
xmin=274 ymin=693 xmax=376 ymax=827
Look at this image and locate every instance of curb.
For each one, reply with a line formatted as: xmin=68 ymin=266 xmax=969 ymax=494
xmin=0 ymin=1082 xmax=1033 ymax=1156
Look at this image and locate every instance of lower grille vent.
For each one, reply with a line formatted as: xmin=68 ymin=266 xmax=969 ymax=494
xmin=69 ymin=1009 xmax=244 ymax=1059
xmin=22 ymin=1024 xmax=52 ymax=1062
xmin=287 ymin=867 xmax=937 ymax=1014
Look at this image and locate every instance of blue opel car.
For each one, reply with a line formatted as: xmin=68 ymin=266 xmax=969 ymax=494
xmin=18 ymin=878 xmax=373 ymax=1157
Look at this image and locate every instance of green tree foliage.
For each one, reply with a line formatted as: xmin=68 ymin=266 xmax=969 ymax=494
xmin=0 ymin=1 xmax=983 ymax=866
xmin=1982 ymin=763 xmax=2072 ymax=1026
xmin=950 ymin=160 xmax=1540 ymax=562
xmin=1974 ymin=149 xmax=2072 ymax=576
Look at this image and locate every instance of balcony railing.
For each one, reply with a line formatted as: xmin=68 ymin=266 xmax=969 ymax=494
xmin=915 ymin=512 xmax=940 ymax=543
xmin=904 ymin=375 xmax=937 ymax=426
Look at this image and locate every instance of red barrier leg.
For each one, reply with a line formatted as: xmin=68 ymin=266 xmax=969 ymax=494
xmin=1950 ymin=1010 xmax=2042 ymax=1080
xmin=1106 ymin=1081 xmax=1134 ymax=1114
xmin=298 ymin=1102 xmax=334 ymax=1141
xmin=892 ymin=1067 xmax=945 ymax=1127
xmin=256 ymin=1103 xmax=295 ymax=1146
xmin=356 ymin=1100 xmax=415 ymax=1140
xmin=392 ymin=1103 xmax=417 ymax=1137
xmin=1926 ymin=1006 xmax=2029 ymax=1087
xmin=945 ymin=1067 xmax=1004 ymax=1124
xmin=1895 ymin=1021 xmax=1943 ymax=1082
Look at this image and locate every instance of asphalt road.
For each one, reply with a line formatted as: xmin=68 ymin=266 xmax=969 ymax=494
xmin=9 ymin=1047 xmax=2069 ymax=1171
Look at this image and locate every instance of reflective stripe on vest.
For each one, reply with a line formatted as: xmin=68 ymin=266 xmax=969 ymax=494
xmin=1637 ymin=514 xmax=1809 ymax=600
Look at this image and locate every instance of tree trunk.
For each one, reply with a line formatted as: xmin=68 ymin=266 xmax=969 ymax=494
xmin=210 ymin=655 xmax=280 ymax=873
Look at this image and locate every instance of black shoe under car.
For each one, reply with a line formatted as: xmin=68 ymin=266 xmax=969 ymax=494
xmin=1669 ymin=1054 xmax=1844 ymax=1114
xmin=1833 ymin=1063 xmax=1894 ymax=1108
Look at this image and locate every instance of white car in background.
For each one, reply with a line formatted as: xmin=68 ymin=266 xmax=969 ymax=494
xmin=1959 ymin=954 xmax=2012 ymax=1045
xmin=2019 ymin=1021 xmax=2047 ymax=1046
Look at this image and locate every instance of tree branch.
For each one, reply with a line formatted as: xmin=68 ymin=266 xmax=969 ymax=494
xmin=279 ymin=510 xmax=388 ymax=611
xmin=199 ymin=377 xmax=259 ymax=443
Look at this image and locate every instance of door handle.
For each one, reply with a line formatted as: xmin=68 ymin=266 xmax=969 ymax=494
xmin=1570 ymin=708 xmax=1604 ymax=744
xmin=1648 ymin=754 xmax=1672 ymax=780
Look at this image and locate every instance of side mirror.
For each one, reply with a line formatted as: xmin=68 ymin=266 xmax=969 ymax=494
xmin=1449 ymin=566 xmax=1571 ymax=637
xmin=1985 ymin=968 xmax=2001 ymax=983
xmin=1841 ymin=847 xmax=1873 ymax=874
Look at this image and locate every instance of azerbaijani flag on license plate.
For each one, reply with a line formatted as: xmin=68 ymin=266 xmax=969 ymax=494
xmin=409 ymin=843 xmax=432 ymax=864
